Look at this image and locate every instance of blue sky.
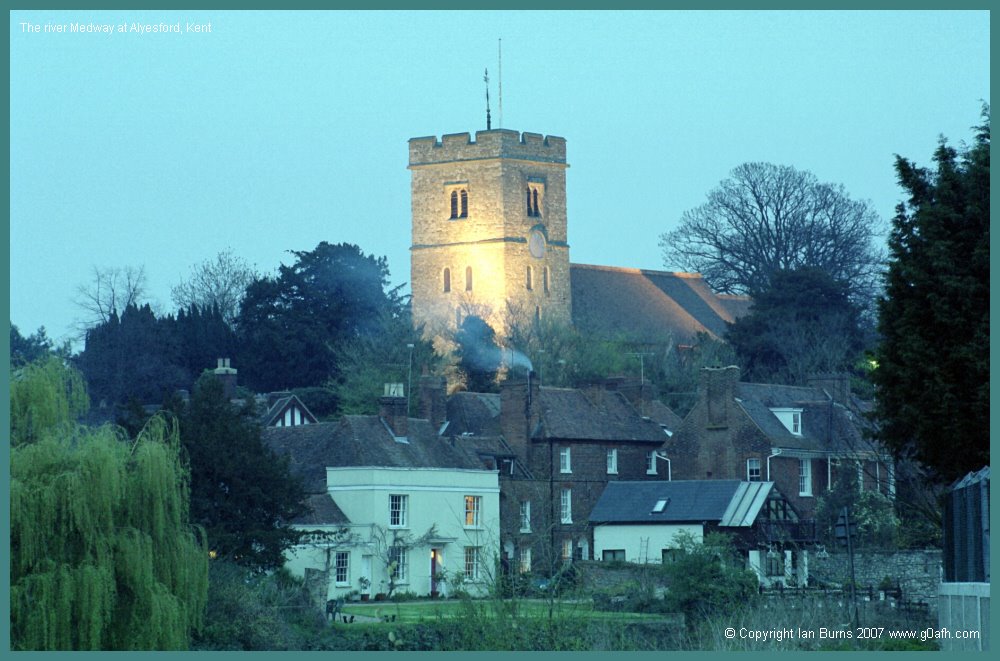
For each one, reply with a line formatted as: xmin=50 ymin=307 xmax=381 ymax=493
xmin=9 ymin=10 xmax=990 ymax=346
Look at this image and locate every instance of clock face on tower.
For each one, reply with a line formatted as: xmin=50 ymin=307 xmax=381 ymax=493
xmin=528 ymin=230 xmax=546 ymax=259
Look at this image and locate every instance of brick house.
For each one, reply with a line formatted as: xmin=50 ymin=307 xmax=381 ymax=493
xmin=447 ymin=373 xmax=676 ymax=574
xmin=667 ymin=366 xmax=893 ymax=523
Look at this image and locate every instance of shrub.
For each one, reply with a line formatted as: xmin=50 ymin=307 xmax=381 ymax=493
xmin=661 ymin=532 xmax=759 ymax=625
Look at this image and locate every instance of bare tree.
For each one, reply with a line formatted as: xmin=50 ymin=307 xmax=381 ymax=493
xmin=659 ymin=163 xmax=884 ymax=303
xmin=74 ymin=265 xmax=148 ymax=332
xmin=170 ymin=249 xmax=258 ymax=326
xmin=367 ymin=524 xmax=438 ymax=598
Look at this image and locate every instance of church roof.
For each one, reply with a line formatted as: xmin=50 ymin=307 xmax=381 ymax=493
xmin=569 ymin=264 xmax=750 ymax=343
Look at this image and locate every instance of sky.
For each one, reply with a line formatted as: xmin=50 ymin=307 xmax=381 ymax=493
xmin=9 ymin=9 xmax=991 ymax=348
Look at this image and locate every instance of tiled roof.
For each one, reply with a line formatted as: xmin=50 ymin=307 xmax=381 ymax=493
xmin=263 ymin=416 xmax=485 ymax=493
xmin=589 ymin=480 xmax=746 ymax=524
xmin=445 ymin=392 xmax=502 ymax=436
xmin=292 ymin=493 xmax=350 ymax=526
xmin=570 ymin=264 xmax=750 ymax=343
xmin=536 ymin=387 xmax=666 ymax=443
xmin=734 ymin=382 xmax=870 ymax=454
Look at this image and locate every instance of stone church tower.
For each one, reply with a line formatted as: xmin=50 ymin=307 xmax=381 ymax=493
xmin=409 ymin=129 xmax=572 ymax=335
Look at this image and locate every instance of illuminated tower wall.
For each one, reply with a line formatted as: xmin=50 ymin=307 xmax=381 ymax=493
xmin=409 ymin=129 xmax=571 ymax=336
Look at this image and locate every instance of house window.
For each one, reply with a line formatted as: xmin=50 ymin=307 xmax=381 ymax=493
xmin=791 ymin=411 xmax=801 ymax=435
xmin=464 ymin=495 xmax=482 ymax=527
xmin=603 ymin=549 xmax=626 ymax=562
xmin=519 ymin=547 xmax=532 ymax=573
xmin=765 ymin=551 xmax=784 ymax=577
xmin=747 ymin=458 xmax=761 ymax=481
xmin=799 ymin=459 xmax=813 ymax=496
xmin=335 ymin=551 xmax=350 ymax=585
xmin=607 ymin=449 xmax=618 ymax=474
xmin=646 ymin=451 xmax=657 ymax=475
xmin=559 ymin=447 xmax=571 ymax=473
xmin=389 ymin=494 xmax=408 ymax=528
xmin=652 ymin=498 xmax=668 ymax=513
xmin=443 ymin=268 xmax=451 ymax=293
xmin=388 ymin=546 xmax=407 ymax=582
xmin=576 ymin=539 xmax=589 ymax=561
xmin=465 ymin=266 xmax=473 ymax=292
xmin=560 ymin=488 xmax=572 ymax=524
xmin=561 ymin=539 xmax=573 ymax=562
xmin=526 ymin=265 xmax=533 ymax=290
xmin=519 ymin=501 xmax=531 ymax=532
xmin=661 ymin=549 xmax=679 ymax=564
xmin=464 ymin=547 xmax=480 ymax=580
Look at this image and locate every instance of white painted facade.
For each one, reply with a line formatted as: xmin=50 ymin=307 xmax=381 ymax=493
xmin=592 ymin=523 xmax=702 ymax=563
xmin=284 ymin=466 xmax=500 ymax=601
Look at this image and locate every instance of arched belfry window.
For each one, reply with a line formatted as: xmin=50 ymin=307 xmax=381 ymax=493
xmin=449 ymin=187 xmax=469 ymax=219
xmin=543 ymin=267 xmax=550 ymax=294
xmin=526 ymin=266 xmax=533 ymax=291
xmin=465 ymin=266 xmax=473 ymax=292
xmin=460 ymin=189 xmax=468 ymax=218
xmin=526 ymin=183 xmax=543 ymax=217
xmin=450 ymin=191 xmax=459 ymax=219
xmin=443 ymin=268 xmax=451 ymax=293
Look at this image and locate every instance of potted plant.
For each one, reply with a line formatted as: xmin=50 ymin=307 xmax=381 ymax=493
xmin=358 ymin=576 xmax=371 ymax=601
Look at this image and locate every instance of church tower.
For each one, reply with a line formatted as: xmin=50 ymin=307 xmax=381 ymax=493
xmin=409 ymin=129 xmax=571 ymax=336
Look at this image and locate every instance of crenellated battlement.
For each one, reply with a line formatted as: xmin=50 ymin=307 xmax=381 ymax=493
xmin=409 ymin=129 xmax=567 ymax=167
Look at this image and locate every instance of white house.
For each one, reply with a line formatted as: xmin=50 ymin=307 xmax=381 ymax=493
xmin=266 ymin=393 xmax=500 ymax=602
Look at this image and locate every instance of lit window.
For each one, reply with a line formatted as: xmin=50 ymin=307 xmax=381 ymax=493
xmin=560 ymin=488 xmax=572 ymax=524
xmin=519 ymin=547 xmax=532 ymax=573
xmin=607 ymin=449 xmax=618 ymax=474
xmin=646 ymin=451 xmax=657 ymax=475
xmin=519 ymin=501 xmax=531 ymax=532
xmin=464 ymin=547 xmax=480 ymax=580
xmin=799 ymin=459 xmax=812 ymax=496
xmin=335 ymin=551 xmax=349 ymax=585
xmin=465 ymin=266 xmax=473 ymax=292
xmin=464 ymin=495 xmax=482 ymax=527
xmin=747 ymin=458 xmax=761 ymax=481
xmin=389 ymin=494 xmax=408 ymax=527
xmin=560 ymin=447 xmax=571 ymax=473
xmin=561 ymin=539 xmax=573 ymax=562
xmin=443 ymin=268 xmax=451 ymax=293
xmin=388 ymin=546 xmax=407 ymax=581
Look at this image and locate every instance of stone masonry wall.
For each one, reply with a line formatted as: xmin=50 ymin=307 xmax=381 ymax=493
xmin=809 ymin=549 xmax=942 ymax=612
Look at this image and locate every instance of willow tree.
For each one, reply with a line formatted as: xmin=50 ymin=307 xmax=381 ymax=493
xmin=10 ymin=359 xmax=208 ymax=650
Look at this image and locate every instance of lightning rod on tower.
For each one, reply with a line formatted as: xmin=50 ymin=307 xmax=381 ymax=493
xmin=484 ymin=68 xmax=491 ymax=130
xmin=498 ymin=38 xmax=503 ymax=129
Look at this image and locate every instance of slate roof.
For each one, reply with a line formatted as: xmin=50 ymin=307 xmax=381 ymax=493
xmin=570 ymin=264 xmax=750 ymax=343
xmin=446 ymin=392 xmax=502 ymax=436
xmin=292 ymin=493 xmax=351 ymax=526
xmin=263 ymin=416 xmax=486 ymax=493
xmin=734 ymin=382 xmax=869 ymax=454
xmin=646 ymin=399 xmax=683 ymax=433
xmin=590 ymin=480 xmax=749 ymax=524
xmin=536 ymin=387 xmax=666 ymax=443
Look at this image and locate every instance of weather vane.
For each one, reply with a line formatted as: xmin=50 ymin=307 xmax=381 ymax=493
xmin=484 ymin=67 xmax=492 ymax=130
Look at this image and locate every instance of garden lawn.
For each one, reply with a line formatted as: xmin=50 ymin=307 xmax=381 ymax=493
xmin=340 ymin=599 xmax=665 ymax=624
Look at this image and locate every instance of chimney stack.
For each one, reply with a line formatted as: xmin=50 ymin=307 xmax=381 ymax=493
xmin=379 ymin=383 xmax=408 ymax=437
xmin=500 ymin=370 xmax=540 ymax=466
xmin=699 ymin=366 xmax=740 ymax=428
xmin=418 ymin=374 xmax=447 ymax=430
xmin=213 ymin=357 xmax=238 ymax=400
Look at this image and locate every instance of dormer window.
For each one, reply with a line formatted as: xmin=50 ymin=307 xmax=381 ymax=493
xmin=770 ymin=407 xmax=804 ymax=436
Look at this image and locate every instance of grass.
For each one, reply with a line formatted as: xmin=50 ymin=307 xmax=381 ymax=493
xmin=339 ymin=598 xmax=667 ymax=624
